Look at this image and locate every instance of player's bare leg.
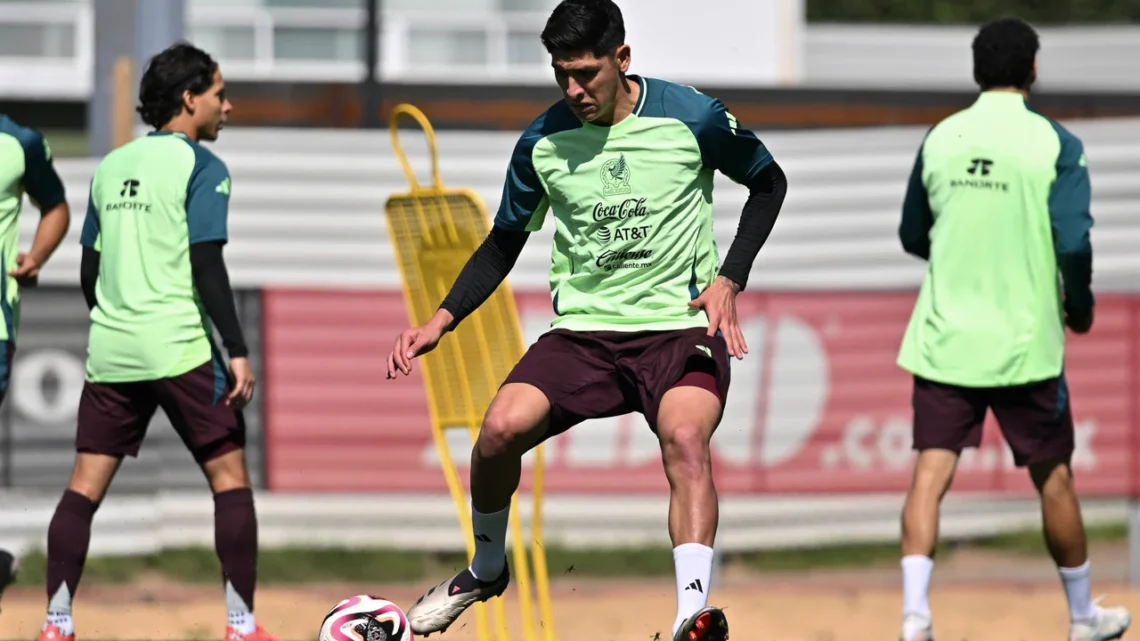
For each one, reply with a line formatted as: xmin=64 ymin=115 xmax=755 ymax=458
xmin=407 ymin=383 xmax=551 ymax=635
xmin=41 ymin=453 xmax=122 ymax=641
xmin=898 ymin=449 xmax=958 ymax=641
xmin=201 ymin=447 xmax=277 ymax=641
xmin=1031 ymin=460 xmax=1130 ymax=641
xmin=656 ymin=384 xmax=728 ymax=641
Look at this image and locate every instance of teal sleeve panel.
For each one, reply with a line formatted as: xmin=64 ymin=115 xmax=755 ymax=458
xmin=186 ymin=143 xmax=231 ymax=245
xmin=660 ymin=84 xmax=773 ymax=184
xmin=899 ymin=140 xmax=933 ymax=261
xmin=6 ymin=123 xmax=66 ymax=210
xmin=494 ymin=102 xmax=579 ymax=231
xmin=1047 ymin=120 xmax=1094 ymax=312
xmin=79 ymin=180 xmax=99 ymax=248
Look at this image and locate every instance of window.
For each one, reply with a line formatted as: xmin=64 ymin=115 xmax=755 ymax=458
xmin=265 ymin=0 xmax=364 ymax=7
xmin=499 ymin=0 xmax=556 ymax=12
xmin=407 ymin=29 xmax=487 ymax=66
xmin=273 ymin=27 xmax=363 ymax=61
xmin=187 ymin=25 xmax=257 ymax=60
xmin=0 ymin=24 xmax=75 ymax=57
xmin=507 ymin=30 xmax=545 ymax=65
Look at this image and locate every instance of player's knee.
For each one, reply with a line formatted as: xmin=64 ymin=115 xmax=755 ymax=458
xmin=67 ymin=452 xmax=121 ymax=502
xmin=478 ymin=406 xmax=541 ymax=459
xmin=659 ymin=425 xmax=712 ymax=475
xmin=66 ymin=478 xmax=109 ymax=503
xmin=908 ymin=449 xmax=957 ymax=499
xmin=202 ymin=447 xmax=251 ymax=493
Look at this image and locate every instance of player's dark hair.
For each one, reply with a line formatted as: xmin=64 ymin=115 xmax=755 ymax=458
xmin=972 ymin=17 xmax=1039 ymax=91
xmin=540 ymin=0 xmax=625 ymax=58
xmin=136 ymin=41 xmax=218 ymax=129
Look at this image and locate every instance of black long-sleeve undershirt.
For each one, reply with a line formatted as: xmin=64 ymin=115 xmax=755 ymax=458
xmin=438 ymin=226 xmax=529 ymax=329
xmin=80 ymin=244 xmax=99 ymax=311
xmin=437 ymin=159 xmax=787 ymax=328
xmin=80 ymin=242 xmax=248 ymax=358
xmin=717 ymin=160 xmax=788 ymax=291
xmin=191 ymin=242 xmax=248 ymax=358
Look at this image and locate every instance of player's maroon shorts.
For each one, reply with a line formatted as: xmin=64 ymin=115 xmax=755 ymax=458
xmin=502 ymin=326 xmax=731 ymax=439
xmin=76 ymin=359 xmax=245 ymax=464
xmin=911 ymin=374 xmax=1074 ymax=467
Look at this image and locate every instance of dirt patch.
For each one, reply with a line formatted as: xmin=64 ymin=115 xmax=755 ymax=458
xmin=0 ymin=547 xmax=1136 ymax=641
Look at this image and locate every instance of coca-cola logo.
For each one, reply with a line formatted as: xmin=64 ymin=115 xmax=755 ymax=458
xmin=592 ymin=198 xmax=648 ymax=222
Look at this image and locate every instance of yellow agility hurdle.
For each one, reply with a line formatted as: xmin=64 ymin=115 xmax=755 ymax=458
xmin=383 ymin=103 xmax=557 ymax=641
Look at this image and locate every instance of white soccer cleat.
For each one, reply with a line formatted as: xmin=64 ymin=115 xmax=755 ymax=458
xmin=899 ymin=612 xmax=934 ymax=641
xmin=406 ymin=562 xmax=510 ymax=636
xmin=1069 ymin=599 xmax=1131 ymax=641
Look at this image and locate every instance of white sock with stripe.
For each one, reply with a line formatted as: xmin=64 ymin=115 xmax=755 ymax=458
xmin=672 ymin=543 xmax=715 ymax=637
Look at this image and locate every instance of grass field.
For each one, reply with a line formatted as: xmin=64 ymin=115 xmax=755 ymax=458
xmin=7 ymin=520 xmax=1127 ymax=589
xmin=0 ymin=522 xmax=1131 ymax=640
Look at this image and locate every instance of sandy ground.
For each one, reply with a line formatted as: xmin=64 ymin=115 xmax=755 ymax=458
xmin=1 ymin=546 xmax=1138 ymax=641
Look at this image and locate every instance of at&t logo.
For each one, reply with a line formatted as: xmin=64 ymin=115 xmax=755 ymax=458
xmin=595 ymin=224 xmax=651 ymax=246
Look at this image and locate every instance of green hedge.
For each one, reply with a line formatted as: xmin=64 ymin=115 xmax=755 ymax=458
xmin=808 ymin=0 xmax=1140 ymax=24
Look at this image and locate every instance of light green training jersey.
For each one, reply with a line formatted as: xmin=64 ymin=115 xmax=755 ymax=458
xmin=495 ymin=75 xmax=774 ymax=332
xmin=0 ymin=115 xmax=67 ymax=344
xmin=896 ymin=91 xmax=1094 ymax=387
xmin=80 ymin=131 xmax=232 ymax=383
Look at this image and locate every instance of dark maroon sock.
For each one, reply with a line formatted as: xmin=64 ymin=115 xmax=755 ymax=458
xmin=214 ymin=487 xmax=258 ymax=612
xmin=46 ymin=490 xmax=99 ymax=611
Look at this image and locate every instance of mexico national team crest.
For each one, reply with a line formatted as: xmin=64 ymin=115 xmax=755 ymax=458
xmin=600 ymin=153 xmax=632 ymax=196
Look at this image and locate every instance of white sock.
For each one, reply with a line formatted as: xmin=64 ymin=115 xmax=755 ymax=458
xmin=672 ymin=543 xmax=715 ymax=638
xmin=225 ymin=579 xmax=256 ymax=633
xmin=469 ymin=505 xmax=510 ymax=580
xmin=229 ymin=610 xmax=256 ymax=634
xmin=45 ymin=612 xmax=74 ymax=637
xmin=1059 ymin=560 xmax=1095 ymax=623
xmin=901 ymin=555 xmax=934 ymax=618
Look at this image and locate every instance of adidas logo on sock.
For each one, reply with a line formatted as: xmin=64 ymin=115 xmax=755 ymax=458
xmin=685 ymin=579 xmax=704 ymax=593
xmin=474 ymin=534 xmax=492 ymax=542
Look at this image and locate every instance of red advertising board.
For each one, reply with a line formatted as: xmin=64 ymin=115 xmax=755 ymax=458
xmin=262 ymin=289 xmax=1140 ymax=497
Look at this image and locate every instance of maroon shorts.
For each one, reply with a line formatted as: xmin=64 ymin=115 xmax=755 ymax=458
xmin=911 ymin=374 xmax=1074 ymax=467
xmin=502 ymin=326 xmax=731 ymax=440
xmin=76 ymin=359 xmax=245 ymax=464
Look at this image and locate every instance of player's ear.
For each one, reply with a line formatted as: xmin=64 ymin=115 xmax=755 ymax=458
xmin=182 ymin=89 xmax=197 ymax=115
xmin=614 ymin=44 xmax=631 ymax=74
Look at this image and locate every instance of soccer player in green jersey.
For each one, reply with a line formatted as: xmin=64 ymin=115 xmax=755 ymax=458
xmin=0 ymin=114 xmax=71 ymax=610
xmin=894 ymin=18 xmax=1129 ymax=641
xmin=386 ymin=1 xmax=787 ymax=639
xmin=39 ymin=43 xmax=278 ymax=641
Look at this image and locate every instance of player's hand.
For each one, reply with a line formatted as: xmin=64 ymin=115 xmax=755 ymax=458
xmin=227 ymin=357 xmax=256 ymax=409
xmin=688 ymin=275 xmax=748 ymax=360
xmin=387 ymin=323 xmax=445 ymax=379
xmin=8 ymin=253 xmax=41 ymax=287
xmin=1065 ymin=305 xmax=1095 ymax=334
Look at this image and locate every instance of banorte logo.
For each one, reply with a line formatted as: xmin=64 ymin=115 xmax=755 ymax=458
xmin=423 ymin=311 xmax=829 ymax=471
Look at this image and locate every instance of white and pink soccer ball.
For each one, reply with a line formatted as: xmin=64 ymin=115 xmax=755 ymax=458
xmin=318 ymin=595 xmax=413 ymax=641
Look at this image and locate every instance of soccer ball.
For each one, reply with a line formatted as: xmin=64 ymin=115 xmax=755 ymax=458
xmin=318 ymin=595 xmax=413 ymax=641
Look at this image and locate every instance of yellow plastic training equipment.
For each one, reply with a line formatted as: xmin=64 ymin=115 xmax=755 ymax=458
xmin=383 ymin=103 xmax=557 ymax=641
